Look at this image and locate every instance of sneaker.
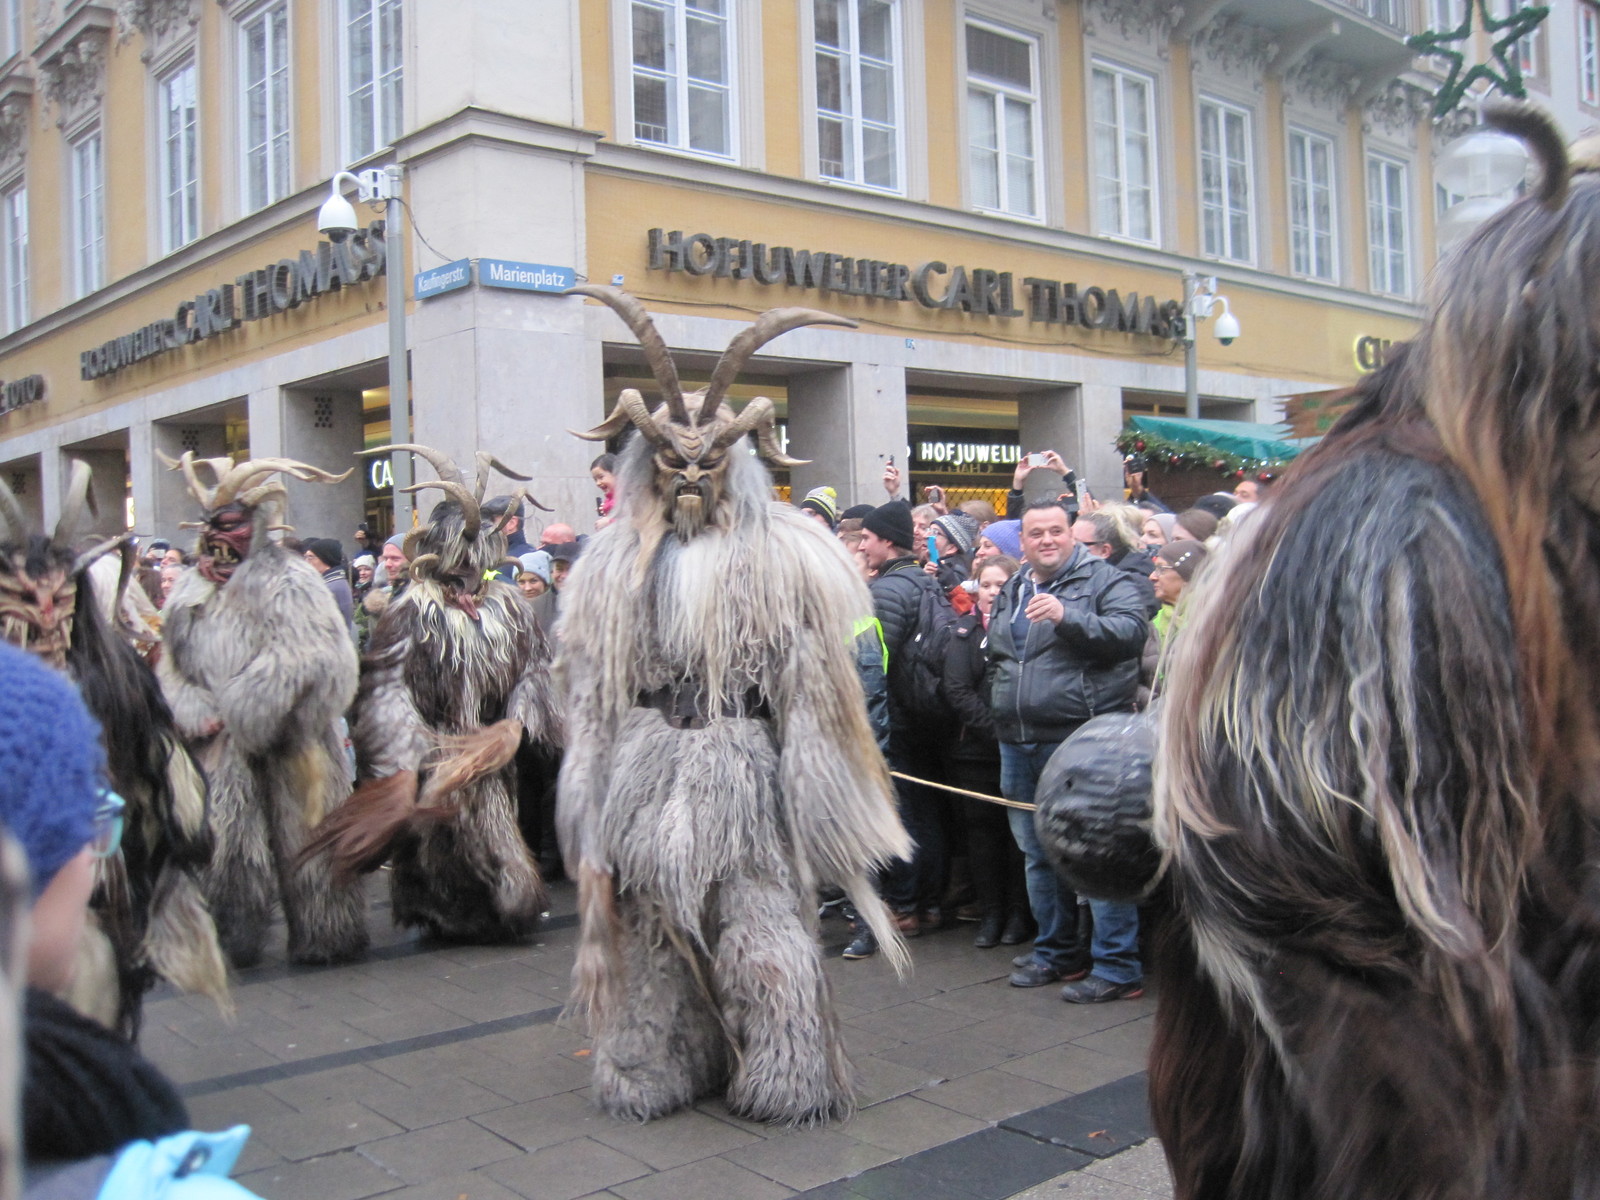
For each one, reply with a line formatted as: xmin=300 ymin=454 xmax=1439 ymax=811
xmin=842 ymin=926 xmax=878 ymax=960
xmin=1060 ymin=975 xmax=1144 ymax=1004
xmin=1009 ymin=961 xmax=1066 ymax=988
xmin=1012 ymin=951 xmax=1035 ymax=969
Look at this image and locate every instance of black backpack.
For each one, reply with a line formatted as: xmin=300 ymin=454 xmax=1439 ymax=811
xmin=898 ymin=578 xmax=962 ymax=727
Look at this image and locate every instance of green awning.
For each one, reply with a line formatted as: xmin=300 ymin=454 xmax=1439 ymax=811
xmin=1126 ymin=415 xmax=1308 ymax=464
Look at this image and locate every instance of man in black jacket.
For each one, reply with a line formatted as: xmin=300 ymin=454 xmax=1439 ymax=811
xmin=988 ymin=499 xmax=1149 ymax=999
xmin=854 ymin=500 xmax=946 ymax=956
xmin=1072 ymin=506 xmax=1160 ymax=618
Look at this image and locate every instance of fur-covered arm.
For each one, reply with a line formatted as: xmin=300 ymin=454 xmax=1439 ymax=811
xmin=212 ymin=557 xmax=359 ymax=757
xmin=507 ymin=620 xmax=563 ymax=750
xmin=154 ymin=596 xmax=221 ymax=741
xmin=350 ymin=605 xmax=431 ymax=779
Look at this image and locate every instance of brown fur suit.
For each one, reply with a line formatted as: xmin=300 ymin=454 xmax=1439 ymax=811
xmin=157 ymin=454 xmax=367 ymax=968
xmin=556 ymin=287 xmax=911 ymax=1127
xmin=307 ymin=446 xmax=560 ymax=942
xmin=1149 ymin=106 xmax=1600 ymax=1199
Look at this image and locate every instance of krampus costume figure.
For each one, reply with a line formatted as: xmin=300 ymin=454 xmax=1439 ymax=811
xmin=0 ymin=463 xmax=225 ymax=1035
xmin=303 ymin=445 xmax=560 ymax=942
xmin=556 ymin=286 xmax=911 ymax=1126
xmin=157 ymin=453 xmax=367 ymax=968
xmin=1117 ymin=106 xmax=1600 ymax=1198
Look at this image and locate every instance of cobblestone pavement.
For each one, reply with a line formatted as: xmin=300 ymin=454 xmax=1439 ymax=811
xmin=139 ymin=875 xmax=1171 ymax=1200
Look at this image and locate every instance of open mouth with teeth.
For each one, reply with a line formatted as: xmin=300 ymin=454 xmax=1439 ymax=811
xmin=199 ymin=533 xmax=247 ymax=584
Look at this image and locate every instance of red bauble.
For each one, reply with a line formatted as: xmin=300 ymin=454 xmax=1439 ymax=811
xmin=1134 ymin=440 xmax=1146 ymax=451
xmin=1235 ymin=468 xmax=1246 ymax=479
xmin=1258 ymin=471 xmax=1273 ymax=482
xmin=1169 ymin=455 xmax=1180 ymax=465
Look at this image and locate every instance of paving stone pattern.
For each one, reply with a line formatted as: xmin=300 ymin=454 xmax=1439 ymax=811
xmin=140 ymin=876 xmax=1173 ymax=1199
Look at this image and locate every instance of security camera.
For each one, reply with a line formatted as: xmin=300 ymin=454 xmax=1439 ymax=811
xmin=1213 ymin=306 xmax=1240 ymax=347
xmin=317 ymin=190 xmax=359 ymax=243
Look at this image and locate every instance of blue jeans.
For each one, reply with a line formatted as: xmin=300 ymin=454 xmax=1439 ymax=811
xmin=1085 ymin=899 xmax=1141 ymax=985
xmin=1001 ymin=741 xmax=1085 ymax=973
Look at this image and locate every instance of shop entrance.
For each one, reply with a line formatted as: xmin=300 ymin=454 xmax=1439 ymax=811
xmin=905 ymin=387 xmax=1019 ymax=514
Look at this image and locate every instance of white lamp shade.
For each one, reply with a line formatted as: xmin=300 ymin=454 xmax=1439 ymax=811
xmin=316 ymin=192 xmax=360 ymax=236
xmin=1435 ymin=130 xmax=1529 ymax=198
xmin=1436 ymin=194 xmax=1515 ymax=249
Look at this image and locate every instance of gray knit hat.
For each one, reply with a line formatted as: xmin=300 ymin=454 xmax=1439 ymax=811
xmin=931 ymin=512 xmax=978 ymax=555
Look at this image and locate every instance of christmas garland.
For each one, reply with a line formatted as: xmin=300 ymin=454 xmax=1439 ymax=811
xmin=1116 ymin=428 xmax=1289 ymax=482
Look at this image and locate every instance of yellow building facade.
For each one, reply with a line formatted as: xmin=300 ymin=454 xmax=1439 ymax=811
xmin=0 ymin=0 xmax=1564 ymax=538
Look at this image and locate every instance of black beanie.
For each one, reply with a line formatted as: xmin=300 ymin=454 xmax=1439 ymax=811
xmin=863 ymin=500 xmax=915 ymax=550
xmin=841 ymin=504 xmax=875 ymax=522
xmin=305 ymin=538 xmax=344 ymax=569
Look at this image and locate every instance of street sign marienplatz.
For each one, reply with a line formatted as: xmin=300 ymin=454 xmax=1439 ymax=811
xmin=479 ymin=259 xmax=575 ymax=293
xmin=414 ymin=258 xmax=472 ymax=299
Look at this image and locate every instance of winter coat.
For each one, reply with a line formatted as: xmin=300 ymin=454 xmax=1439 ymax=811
xmin=854 ymin=615 xmax=890 ymax=753
xmin=987 ymin=547 xmax=1148 ymax=744
xmin=320 ymin=567 xmax=355 ymax=636
xmin=1108 ymin=546 xmax=1161 ymax=618
xmin=943 ymin=611 xmax=999 ymax=765
xmin=868 ymin=555 xmax=943 ymax=733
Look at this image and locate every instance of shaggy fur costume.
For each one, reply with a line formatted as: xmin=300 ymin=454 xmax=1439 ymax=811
xmin=1149 ymin=105 xmax=1600 ymax=1199
xmin=557 ymin=287 xmax=911 ymax=1127
xmin=157 ymin=454 xmax=367 ymax=968
xmin=0 ymin=464 xmax=225 ymax=1035
xmin=305 ymin=445 xmax=560 ymax=942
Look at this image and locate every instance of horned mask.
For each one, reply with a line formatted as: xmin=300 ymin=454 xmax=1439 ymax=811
xmin=568 ymin=286 xmax=857 ymax=540
xmin=159 ymin=452 xmax=352 ymax=586
xmin=366 ymin=444 xmax=549 ymax=611
xmin=0 ymin=461 xmax=129 ymax=668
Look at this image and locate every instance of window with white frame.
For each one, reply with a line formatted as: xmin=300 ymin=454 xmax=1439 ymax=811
xmin=814 ymin=0 xmax=898 ymax=188
xmin=1198 ymin=98 xmax=1252 ymax=262
xmin=158 ymin=61 xmax=199 ymax=252
xmin=1498 ymin=0 xmax=1542 ymax=78
xmin=1091 ymin=62 xmax=1157 ymax=243
xmin=1367 ymin=153 xmax=1409 ymax=296
xmin=70 ymin=131 xmax=104 ymax=298
xmin=633 ymin=0 xmax=734 ymax=158
xmin=241 ymin=1 xmax=291 ymax=212
xmin=966 ymin=22 xmax=1040 ymax=218
xmin=1428 ymin=0 xmax=1465 ymax=27
xmin=1288 ymin=129 xmax=1335 ymax=281
xmin=344 ymin=0 xmax=402 ymax=160
xmin=1582 ymin=3 xmax=1600 ymax=106
xmin=2 ymin=184 xmax=25 ymax=333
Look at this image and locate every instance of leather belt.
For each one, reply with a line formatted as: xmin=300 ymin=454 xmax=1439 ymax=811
xmin=635 ymin=682 xmax=771 ymax=730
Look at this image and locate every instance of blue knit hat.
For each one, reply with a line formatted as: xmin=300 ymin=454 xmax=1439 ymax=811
xmin=0 ymin=643 xmax=104 ymax=893
xmin=983 ymin=518 xmax=1022 ymax=560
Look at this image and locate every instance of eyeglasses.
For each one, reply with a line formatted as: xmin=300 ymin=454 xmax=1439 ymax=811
xmin=91 ymin=790 xmax=125 ymax=859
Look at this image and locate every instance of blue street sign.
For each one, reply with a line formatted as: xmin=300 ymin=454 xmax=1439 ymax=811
xmin=414 ymin=258 xmax=472 ymax=299
xmin=479 ymin=259 xmax=575 ymax=293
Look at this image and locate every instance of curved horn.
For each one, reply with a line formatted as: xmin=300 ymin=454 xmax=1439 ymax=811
xmin=214 ymin=458 xmax=352 ymax=507
xmin=702 ymin=308 xmax=859 ymax=420
xmin=0 ymin=474 xmax=28 ymax=543
xmin=713 ymin=395 xmax=810 ymax=468
xmin=569 ymin=388 xmax=670 ymax=448
xmin=474 ymin=452 xmax=532 ymax=502
xmin=361 ymin=443 xmax=467 ymax=488
xmin=71 ymin=531 xmax=131 ymax=577
xmin=54 ymin=459 xmax=97 ymax=546
xmin=1485 ymin=99 xmax=1569 ymax=208
xmin=401 ymin=479 xmax=482 ymax=538
xmin=237 ymin=481 xmax=288 ymax=511
xmin=158 ymin=450 xmax=224 ymax=510
xmin=565 ymin=285 xmax=689 ymax=424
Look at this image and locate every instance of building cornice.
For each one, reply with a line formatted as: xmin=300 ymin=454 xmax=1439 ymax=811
xmin=394 ymin=106 xmax=602 ymax=170
xmin=585 ymin=142 xmax=1423 ymax=322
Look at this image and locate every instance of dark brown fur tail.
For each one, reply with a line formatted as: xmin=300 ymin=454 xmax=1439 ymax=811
xmin=1485 ymin=99 xmax=1570 ymax=208
xmin=298 ymin=770 xmax=419 ymax=885
xmin=418 ymin=719 xmax=523 ymax=807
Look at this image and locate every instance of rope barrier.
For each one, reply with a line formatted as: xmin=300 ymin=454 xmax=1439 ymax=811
xmin=889 ymin=770 xmax=1036 ymax=812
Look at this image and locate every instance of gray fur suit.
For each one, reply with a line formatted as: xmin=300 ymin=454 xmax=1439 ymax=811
xmin=556 ymin=287 xmax=910 ymax=1127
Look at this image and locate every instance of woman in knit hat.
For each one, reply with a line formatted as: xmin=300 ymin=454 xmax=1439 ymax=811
xmin=926 ymin=511 xmax=980 ymax=597
xmin=976 ymin=518 xmax=1022 ymax=562
xmin=1141 ymin=512 xmax=1177 ymax=549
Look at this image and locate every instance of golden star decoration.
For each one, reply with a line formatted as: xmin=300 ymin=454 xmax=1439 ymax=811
xmin=1407 ymin=0 xmax=1550 ymax=119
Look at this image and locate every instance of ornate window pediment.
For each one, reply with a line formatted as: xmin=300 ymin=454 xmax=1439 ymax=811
xmin=116 ymin=0 xmax=198 ymax=65
xmin=35 ymin=3 xmax=112 ymax=130
xmin=0 ymin=69 xmax=33 ymax=175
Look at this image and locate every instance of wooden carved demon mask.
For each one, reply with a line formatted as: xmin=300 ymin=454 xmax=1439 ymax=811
xmin=159 ymin=452 xmax=352 ymax=586
xmin=0 ymin=461 xmax=128 ymax=668
xmin=568 ymin=286 xmax=856 ymax=540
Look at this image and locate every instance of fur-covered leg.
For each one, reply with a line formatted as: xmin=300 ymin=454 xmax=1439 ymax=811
xmin=390 ymin=771 xmax=545 ymax=943
xmin=591 ymin=894 xmax=727 ymax=1122
xmin=714 ymin=870 xmax=852 ymax=1125
xmin=198 ymin=742 xmax=277 ymax=969
xmin=266 ymin=735 xmax=369 ymax=965
xmin=142 ymin=867 xmax=231 ymax=1016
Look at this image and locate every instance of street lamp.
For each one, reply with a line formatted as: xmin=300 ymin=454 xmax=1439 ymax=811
xmin=1179 ymin=273 xmax=1241 ymax=420
xmin=318 ymin=166 xmax=413 ymax=529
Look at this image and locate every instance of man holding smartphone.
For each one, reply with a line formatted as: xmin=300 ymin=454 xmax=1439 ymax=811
xmin=986 ymin=499 xmax=1149 ymax=999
